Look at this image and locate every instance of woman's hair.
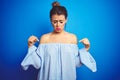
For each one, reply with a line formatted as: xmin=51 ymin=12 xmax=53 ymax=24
xmin=50 ymin=1 xmax=68 ymax=19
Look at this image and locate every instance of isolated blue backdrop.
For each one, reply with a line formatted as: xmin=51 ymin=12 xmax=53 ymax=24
xmin=0 ymin=0 xmax=120 ymax=80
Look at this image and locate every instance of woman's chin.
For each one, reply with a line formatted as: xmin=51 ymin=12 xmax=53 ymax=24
xmin=54 ymin=30 xmax=62 ymax=33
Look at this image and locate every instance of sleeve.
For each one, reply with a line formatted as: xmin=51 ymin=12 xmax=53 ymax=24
xmin=78 ymin=48 xmax=97 ymax=72
xmin=75 ymin=51 xmax=82 ymax=67
xmin=21 ymin=45 xmax=41 ymax=70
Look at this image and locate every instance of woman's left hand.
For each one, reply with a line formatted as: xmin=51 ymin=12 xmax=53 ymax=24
xmin=79 ymin=38 xmax=90 ymax=51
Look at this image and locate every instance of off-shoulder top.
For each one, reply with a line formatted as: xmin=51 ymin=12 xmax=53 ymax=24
xmin=21 ymin=43 xmax=97 ymax=80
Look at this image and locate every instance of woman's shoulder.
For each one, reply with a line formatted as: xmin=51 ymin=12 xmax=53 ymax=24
xmin=65 ymin=32 xmax=78 ymax=44
xmin=40 ymin=33 xmax=51 ymax=43
xmin=66 ymin=32 xmax=77 ymax=39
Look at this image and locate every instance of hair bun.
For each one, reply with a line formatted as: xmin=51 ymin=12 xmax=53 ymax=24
xmin=52 ymin=1 xmax=60 ymax=7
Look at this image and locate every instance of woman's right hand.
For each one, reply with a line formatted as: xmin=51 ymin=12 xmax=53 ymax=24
xmin=79 ymin=38 xmax=90 ymax=51
xmin=28 ymin=35 xmax=39 ymax=47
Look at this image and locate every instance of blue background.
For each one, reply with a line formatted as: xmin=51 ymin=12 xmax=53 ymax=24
xmin=0 ymin=0 xmax=120 ymax=80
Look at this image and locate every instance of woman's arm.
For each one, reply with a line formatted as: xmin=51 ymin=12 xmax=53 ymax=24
xmin=21 ymin=35 xmax=41 ymax=70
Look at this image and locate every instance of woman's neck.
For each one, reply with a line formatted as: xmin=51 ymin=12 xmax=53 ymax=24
xmin=52 ymin=30 xmax=66 ymax=35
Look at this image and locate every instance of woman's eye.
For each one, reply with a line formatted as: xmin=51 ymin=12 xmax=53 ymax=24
xmin=53 ymin=21 xmax=57 ymax=24
xmin=60 ymin=21 xmax=63 ymax=23
xmin=54 ymin=22 xmax=57 ymax=24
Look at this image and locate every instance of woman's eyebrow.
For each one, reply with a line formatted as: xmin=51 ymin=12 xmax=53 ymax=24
xmin=59 ymin=20 xmax=64 ymax=21
xmin=52 ymin=19 xmax=64 ymax=21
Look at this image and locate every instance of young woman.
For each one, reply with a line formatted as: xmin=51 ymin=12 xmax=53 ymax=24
xmin=21 ymin=1 xmax=96 ymax=80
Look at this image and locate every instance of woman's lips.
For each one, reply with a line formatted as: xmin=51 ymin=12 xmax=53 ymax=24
xmin=56 ymin=27 xmax=61 ymax=30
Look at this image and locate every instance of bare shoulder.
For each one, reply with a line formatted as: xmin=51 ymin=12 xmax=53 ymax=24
xmin=66 ymin=32 xmax=78 ymax=44
xmin=40 ymin=33 xmax=51 ymax=44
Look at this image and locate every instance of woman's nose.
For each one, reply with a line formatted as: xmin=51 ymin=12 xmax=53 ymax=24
xmin=56 ymin=22 xmax=60 ymax=26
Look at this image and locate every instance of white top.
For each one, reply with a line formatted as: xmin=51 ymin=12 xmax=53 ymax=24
xmin=21 ymin=43 xmax=97 ymax=80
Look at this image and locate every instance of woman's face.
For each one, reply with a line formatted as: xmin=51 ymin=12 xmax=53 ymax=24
xmin=51 ymin=14 xmax=67 ymax=33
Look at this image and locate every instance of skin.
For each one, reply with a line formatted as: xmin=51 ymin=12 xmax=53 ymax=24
xmin=28 ymin=14 xmax=90 ymax=51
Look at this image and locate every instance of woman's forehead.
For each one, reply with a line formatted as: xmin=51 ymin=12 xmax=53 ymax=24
xmin=51 ymin=14 xmax=66 ymax=20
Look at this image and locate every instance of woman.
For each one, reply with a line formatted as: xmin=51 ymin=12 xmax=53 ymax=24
xmin=21 ymin=1 xmax=96 ymax=80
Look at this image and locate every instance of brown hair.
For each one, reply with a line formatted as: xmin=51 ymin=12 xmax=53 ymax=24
xmin=50 ymin=1 xmax=68 ymax=19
